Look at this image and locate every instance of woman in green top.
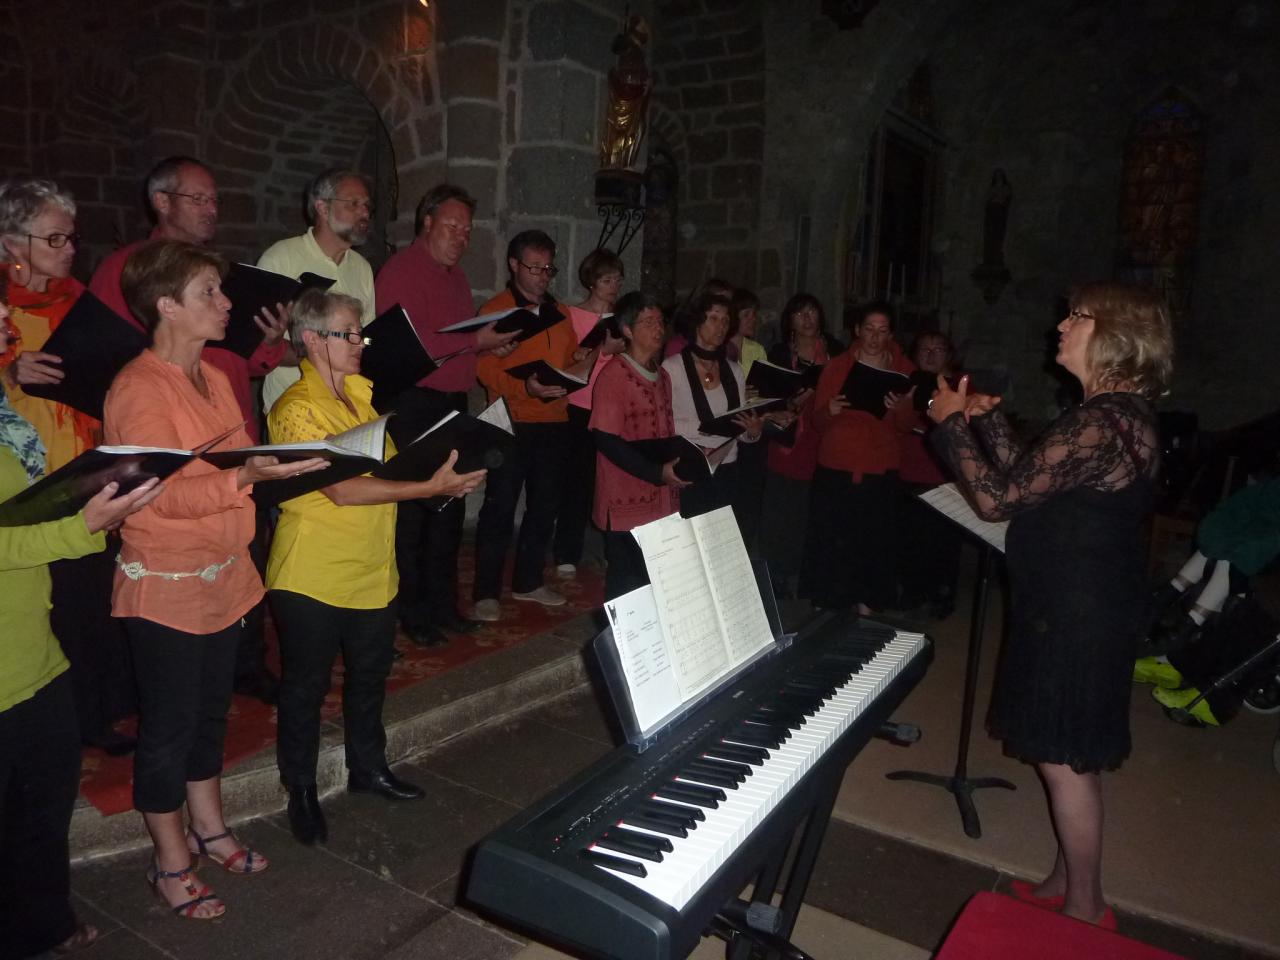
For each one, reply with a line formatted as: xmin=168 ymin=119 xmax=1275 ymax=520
xmin=0 ymin=296 xmax=163 ymax=957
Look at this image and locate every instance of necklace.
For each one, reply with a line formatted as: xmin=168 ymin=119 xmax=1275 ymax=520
xmin=695 ymin=359 xmax=716 ymax=385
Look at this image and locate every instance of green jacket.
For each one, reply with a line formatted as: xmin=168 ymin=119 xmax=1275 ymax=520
xmin=0 ymin=446 xmax=105 ymax=712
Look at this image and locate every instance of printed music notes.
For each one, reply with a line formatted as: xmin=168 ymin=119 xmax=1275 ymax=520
xmin=919 ymin=483 xmax=1008 ymax=553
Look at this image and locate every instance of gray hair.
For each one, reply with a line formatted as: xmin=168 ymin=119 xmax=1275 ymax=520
xmin=143 ymin=156 xmax=207 ymax=214
xmin=289 ymin=288 xmax=365 ymax=359
xmin=306 ymin=168 xmax=371 ymax=226
xmin=0 ymin=179 xmax=77 ymax=236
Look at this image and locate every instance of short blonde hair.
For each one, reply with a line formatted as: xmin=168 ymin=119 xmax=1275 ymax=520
xmin=1071 ymin=281 xmax=1174 ymax=400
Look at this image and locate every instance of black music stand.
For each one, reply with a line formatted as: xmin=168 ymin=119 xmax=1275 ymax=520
xmin=886 ymin=542 xmax=1014 ymax=838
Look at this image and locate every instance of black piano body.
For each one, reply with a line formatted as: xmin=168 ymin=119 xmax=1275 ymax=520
xmin=465 ymin=614 xmax=933 ymax=960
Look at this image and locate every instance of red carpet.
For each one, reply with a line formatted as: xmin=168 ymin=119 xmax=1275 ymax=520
xmin=78 ymin=556 xmax=603 ymax=816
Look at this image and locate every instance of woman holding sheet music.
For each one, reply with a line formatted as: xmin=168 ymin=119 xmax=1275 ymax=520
xmin=801 ymin=300 xmax=915 ymax=614
xmin=589 ymin=292 xmax=687 ymax=600
xmin=267 ymin=289 xmax=486 ymax=846
xmin=927 ymin=282 xmax=1170 ymax=928
xmin=105 ymin=240 xmax=330 ymax=920
xmin=662 ymin=293 xmax=765 ymax=524
xmin=0 ymin=298 xmax=163 ymax=956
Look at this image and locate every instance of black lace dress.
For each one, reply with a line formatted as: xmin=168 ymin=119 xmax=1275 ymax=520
xmin=932 ymin=392 xmax=1159 ymax=772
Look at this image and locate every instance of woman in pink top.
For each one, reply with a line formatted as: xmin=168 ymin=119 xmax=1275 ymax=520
xmin=104 ymin=241 xmax=326 ymax=921
xmin=555 ymin=248 xmax=626 ymax=578
xmin=588 ymin=292 xmax=688 ymax=600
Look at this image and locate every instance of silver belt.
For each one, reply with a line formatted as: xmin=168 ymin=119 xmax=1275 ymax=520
xmin=116 ymin=553 xmax=237 ymax=583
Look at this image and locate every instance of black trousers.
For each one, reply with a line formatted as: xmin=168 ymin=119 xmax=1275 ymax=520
xmin=679 ymin=461 xmax=740 ymax=521
xmin=604 ymin=527 xmax=651 ymax=602
xmin=553 ymin=404 xmax=596 ymax=567
xmin=394 ymin=390 xmax=469 ymax=628
xmin=125 ymin=617 xmax=240 ymax=813
xmin=271 ymin=591 xmax=395 ymax=788
xmin=731 ymin=439 xmax=768 ymax=552
xmin=474 ymin=421 xmax=570 ymax=599
xmin=799 ymin=467 xmax=900 ymax=611
xmin=49 ymin=548 xmax=134 ymax=741
xmin=0 ymin=674 xmax=80 ymax=959
xmin=234 ymin=505 xmax=274 ymax=683
xmin=897 ymin=484 xmax=962 ymax=609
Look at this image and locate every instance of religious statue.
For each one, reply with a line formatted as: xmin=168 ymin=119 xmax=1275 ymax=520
xmin=600 ymin=15 xmax=652 ymax=172
xmin=971 ymin=169 xmax=1012 ymax=304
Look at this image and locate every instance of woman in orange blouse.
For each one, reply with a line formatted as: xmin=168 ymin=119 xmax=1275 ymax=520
xmin=104 ymin=241 xmax=326 ymax=921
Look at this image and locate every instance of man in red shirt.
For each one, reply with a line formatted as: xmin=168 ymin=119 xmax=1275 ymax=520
xmin=374 ymin=184 xmax=516 ymax=647
xmin=89 ymin=156 xmax=289 ymax=443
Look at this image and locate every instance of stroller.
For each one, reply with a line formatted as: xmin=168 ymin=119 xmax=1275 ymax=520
xmin=1135 ymin=478 xmax=1280 ymax=736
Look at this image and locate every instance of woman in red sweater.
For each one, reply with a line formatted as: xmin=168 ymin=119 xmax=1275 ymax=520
xmin=589 ymin=292 xmax=688 ymax=600
xmin=800 ymin=301 xmax=916 ymax=614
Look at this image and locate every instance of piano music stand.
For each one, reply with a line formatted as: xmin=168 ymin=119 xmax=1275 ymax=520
xmin=886 ymin=544 xmax=1014 ymax=838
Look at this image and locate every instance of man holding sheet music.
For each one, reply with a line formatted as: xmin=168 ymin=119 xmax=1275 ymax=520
xmin=472 ymin=229 xmax=587 ymax=621
xmin=258 ymin=168 xmax=378 ymax=416
xmin=375 ymin=184 xmax=518 ymax=646
xmin=90 ymin=156 xmax=290 ymax=445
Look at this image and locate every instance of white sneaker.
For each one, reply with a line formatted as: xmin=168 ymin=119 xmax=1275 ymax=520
xmin=512 ymin=586 xmax=567 ymax=607
xmin=555 ymin=563 xmax=577 ymax=579
xmin=472 ymin=598 xmax=501 ymax=621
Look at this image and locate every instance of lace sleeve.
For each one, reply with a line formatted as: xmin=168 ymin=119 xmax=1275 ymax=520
xmin=972 ymin=408 xmax=1024 ymax=471
xmin=931 ymin=397 xmax=1155 ymax=522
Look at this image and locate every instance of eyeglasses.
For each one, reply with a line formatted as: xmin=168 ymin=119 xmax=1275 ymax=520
xmin=321 ymin=330 xmax=371 ymax=346
xmin=27 ymin=232 xmax=80 ymax=249
xmin=332 ymin=196 xmax=375 ymax=213
xmin=1066 ymin=309 xmax=1096 ymax=322
xmin=919 ymin=346 xmax=950 ymax=356
xmin=162 ymin=191 xmax=218 ymax=208
xmin=519 ymin=261 xmax=558 ymax=278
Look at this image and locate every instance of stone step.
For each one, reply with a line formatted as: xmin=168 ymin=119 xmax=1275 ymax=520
xmin=70 ymin=614 xmax=600 ymax=864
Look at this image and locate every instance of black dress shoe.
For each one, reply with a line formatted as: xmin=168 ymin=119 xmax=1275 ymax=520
xmin=287 ymin=785 xmax=327 ymax=845
xmin=436 ymin=612 xmax=479 ymax=635
xmin=347 ymin=767 xmax=426 ymax=801
xmin=85 ymin=729 xmax=137 ymax=757
xmin=407 ymin=624 xmax=449 ymax=648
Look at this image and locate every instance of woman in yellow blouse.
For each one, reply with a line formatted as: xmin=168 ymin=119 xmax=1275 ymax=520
xmin=267 ymin=290 xmax=486 ymax=846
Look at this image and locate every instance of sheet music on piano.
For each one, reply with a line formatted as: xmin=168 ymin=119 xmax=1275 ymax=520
xmin=602 ymin=507 xmax=778 ymax=742
xmin=920 ymin=482 xmax=1008 ymax=553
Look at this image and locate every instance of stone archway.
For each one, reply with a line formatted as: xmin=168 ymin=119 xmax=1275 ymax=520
xmin=204 ymin=23 xmax=443 ymax=266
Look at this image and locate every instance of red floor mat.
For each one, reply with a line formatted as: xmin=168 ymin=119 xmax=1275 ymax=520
xmin=78 ymin=557 xmax=603 ymax=816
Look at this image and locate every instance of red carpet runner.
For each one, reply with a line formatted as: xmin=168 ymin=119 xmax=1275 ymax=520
xmin=79 ymin=558 xmax=604 ymax=816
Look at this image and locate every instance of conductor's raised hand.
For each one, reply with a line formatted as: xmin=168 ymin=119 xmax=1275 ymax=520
xmin=475 ymin=321 xmax=519 ymax=355
xmin=526 ymin=373 xmax=567 ymax=399
xmin=236 ymin=454 xmax=330 ymax=489
xmin=83 ymin=477 xmax=164 ymax=533
xmin=927 ymin=374 xmax=969 ymax=424
xmin=428 ymin=449 xmax=486 ymax=499
xmin=660 ymin=459 xmax=691 ymax=488
xmin=5 ymin=350 xmax=63 ymax=387
xmin=963 ymin=387 xmax=1002 ymax=421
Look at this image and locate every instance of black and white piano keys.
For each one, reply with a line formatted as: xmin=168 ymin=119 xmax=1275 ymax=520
xmin=580 ymin=630 xmax=928 ymax=911
xmin=466 ymin=618 xmax=933 ymax=960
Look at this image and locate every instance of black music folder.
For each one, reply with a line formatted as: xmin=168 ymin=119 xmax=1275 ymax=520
xmin=503 ymin=359 xmax=588 ymax=396
xmin=577 ymin=313 xmax=619 ymax=350
xmin=215 ymin=263 xmax=335 ymax=358
xmin=698 ymin=397 xmax=785 ymax=438
xmin=374 ymin=398 xmax=515 ymax=481
xmin=23 ymin=291 xmax=148 ymax=420
xmin=840 ymin=361 xmax=913 ymax=418
xmin=0 ymin=424 xmax=241 ymax=527
xmin=439 ymin=302 xmax=566 ymax=343
xmin=626 ymin=435 xmax=735 ymax=482
xmin=359 ymin=304 xmax=439 ymax=413
xmin=746 ymin=359 xmax=823 ymax=399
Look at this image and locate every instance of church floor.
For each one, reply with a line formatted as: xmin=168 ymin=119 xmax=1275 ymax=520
xmin=60 ymin=678 xmax=1275 ymax=960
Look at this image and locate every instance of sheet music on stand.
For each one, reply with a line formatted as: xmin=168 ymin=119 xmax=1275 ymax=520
xmin=594 ymin=507 xmax=787 ymax=750
xmin=920 ymin=483 xmax=1008 ymax=553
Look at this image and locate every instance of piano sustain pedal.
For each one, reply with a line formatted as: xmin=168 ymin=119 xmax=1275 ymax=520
xmin=876 ymin=720 xmax=921 ymax=745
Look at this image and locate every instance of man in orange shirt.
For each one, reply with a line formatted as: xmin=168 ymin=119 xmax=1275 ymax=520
xmin=472 ymin=231 xmax=585 ymax=620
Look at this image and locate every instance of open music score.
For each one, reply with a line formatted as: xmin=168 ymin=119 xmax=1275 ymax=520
xmin=604 ymin=507 xmax=776 ymax=736
xmin=919 ymin=482 xmax=1008 ymax=553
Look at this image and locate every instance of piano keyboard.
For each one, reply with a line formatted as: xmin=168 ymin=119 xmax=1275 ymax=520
xmin=584 ymin=631 xmax=927 ymax=909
